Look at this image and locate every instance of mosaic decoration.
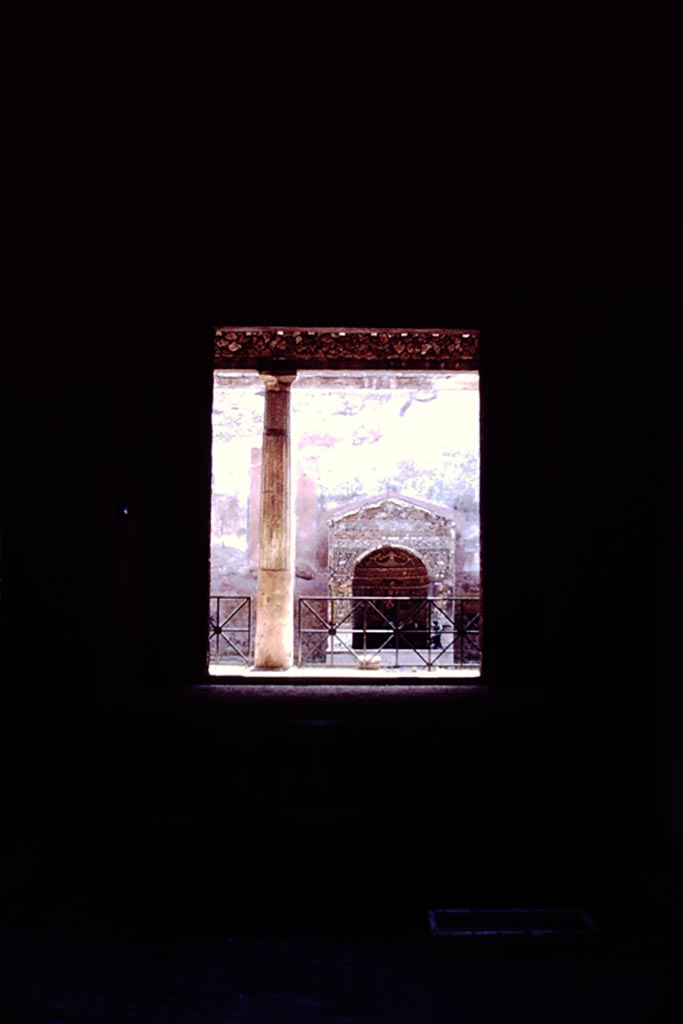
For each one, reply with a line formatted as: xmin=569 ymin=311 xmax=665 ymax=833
xmin=327 ymin=497 xmax=458 ymax=599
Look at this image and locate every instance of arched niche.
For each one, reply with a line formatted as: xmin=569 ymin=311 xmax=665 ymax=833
xmin=352 ymin=545 xmax=430 ymax=649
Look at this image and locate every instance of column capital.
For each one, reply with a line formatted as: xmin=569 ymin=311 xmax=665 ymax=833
xmin=259 ymin=371 xmax=297 ymax=391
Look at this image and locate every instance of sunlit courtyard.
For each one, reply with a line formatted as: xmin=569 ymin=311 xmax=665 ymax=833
xmin=210 ymin=368 xmax=480 ymax=673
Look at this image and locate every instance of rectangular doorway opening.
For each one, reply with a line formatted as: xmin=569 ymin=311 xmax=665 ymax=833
xmin=209 ymin=328 xmax=480 ymax=679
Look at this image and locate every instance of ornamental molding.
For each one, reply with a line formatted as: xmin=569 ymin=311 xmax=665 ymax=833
xmin=328 ymin=496 xmax=456 ymax=532
xmin=327 ymin=497 xmax=458 ymax=597
xmin=214 ymin=326 xmax=479 ymax=371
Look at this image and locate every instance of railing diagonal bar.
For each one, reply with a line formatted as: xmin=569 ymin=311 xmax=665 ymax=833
xmin=295 ymin=594 xmax=481 ymax=671
xmin=208 ymin=596 xmax=252 ymax=665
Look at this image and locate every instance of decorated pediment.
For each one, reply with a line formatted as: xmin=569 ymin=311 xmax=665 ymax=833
xmin=328 ymin=496 xmax=454 ymax=532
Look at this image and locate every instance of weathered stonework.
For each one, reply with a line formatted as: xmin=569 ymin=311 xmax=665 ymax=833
xmin=254 ymin=372 xmax=296 ymax=669
xmin=327 ymin=497 xmax=460 ymax=602
xmin=215 ymin=327 xmax=479 ymax=371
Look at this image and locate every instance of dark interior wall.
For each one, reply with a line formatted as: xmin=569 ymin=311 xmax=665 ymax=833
xmin=1 ymin=12 xmax=681 ymax=917
xmin=659 ymin=217 xmax=683 ymax=847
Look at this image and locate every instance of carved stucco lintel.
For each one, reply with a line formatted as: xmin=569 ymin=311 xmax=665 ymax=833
xmin=215 ymin=327 xmax=479 ymax=371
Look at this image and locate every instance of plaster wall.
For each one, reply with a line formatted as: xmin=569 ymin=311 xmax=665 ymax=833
xmin=210 ymin=370 xmax=480 ymax=602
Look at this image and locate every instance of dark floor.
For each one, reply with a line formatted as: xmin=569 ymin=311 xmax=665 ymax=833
xmin=2 ymin=916 xmax=683 ymax=1023
xmin=3 ymin=684 xmax=683 ymax=1022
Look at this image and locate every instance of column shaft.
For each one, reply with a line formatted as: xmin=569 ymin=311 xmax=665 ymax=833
xmin=254 ymin=373 xmax=296 ymax=669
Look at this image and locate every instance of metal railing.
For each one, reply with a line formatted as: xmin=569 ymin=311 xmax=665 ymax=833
xmin=208 ymin=596 xmax=252 ymax=665
xmin=297 ymin=595 xmax=481 ymax=670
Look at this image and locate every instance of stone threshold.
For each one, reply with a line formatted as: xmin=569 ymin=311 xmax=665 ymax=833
xmin=208 ymin=665 xmax=480 ymax=684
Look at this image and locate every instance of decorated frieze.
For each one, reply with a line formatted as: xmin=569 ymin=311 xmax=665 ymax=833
xmin=215 ymin=326 xmax=479 ymax=371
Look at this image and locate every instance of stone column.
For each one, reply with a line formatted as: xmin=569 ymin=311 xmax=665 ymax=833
xmin=254 ymin=371 xmax=296 ymax=669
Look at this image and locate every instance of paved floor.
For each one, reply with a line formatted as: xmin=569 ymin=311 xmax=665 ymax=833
xmin=3 ymin=686 xmax=682 ymax=1021
xmin=2 ymin=910 xmax=682 ymax=1023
